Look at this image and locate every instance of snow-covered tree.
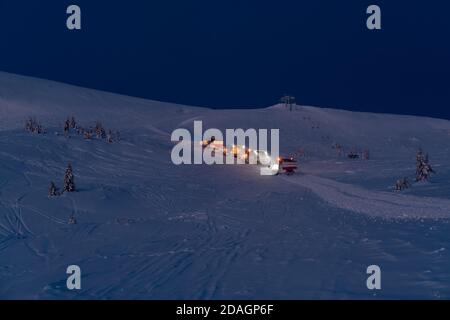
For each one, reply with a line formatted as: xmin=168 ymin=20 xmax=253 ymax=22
xmin=25 ymin=117 xmax=44 ymax=134
xmin=416 ymin=149 xmax=434 ymax=181
xmin=48 ymin=181 xmax=59 ymax=197
xmin=64 ymin=118 xmax=70 ymax=136
xmin=25 ymin=118 xmax=32 ymax=132
xmin=84 ymin=130 xmax=92 ymax=140
xmin=35 ymin=123 xmax=42 ymax=134
xmin=95 ymin=121 xmax=106 ymax=139
xmin=395 ymin=177 xmax=410 ymax=191
xmin=70 ymin=116 xmax=77 ymax=129
xmin=68 ymin=215 xmax=77 ymax=225
xmin=107 ymin=130 xmax=113 ymax=143
xmin=63 ymin=164 xmax=76 ymax=192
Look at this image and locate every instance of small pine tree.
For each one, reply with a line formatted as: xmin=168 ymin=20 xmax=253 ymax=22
xmin=416 ymin=149 xmax=434 ymax=181
xmin=48 ymin=181 xmax=59 ymax=197
xmin=70 ymin=116 xmax=76 ymax=129
xmin=25 ymin=118 xmax=32 ymax=132
xmin=84 ymin=130 xmax=92 ymax=140
xmin=68 ymin=215 xmax=77 ymax=225
xmin=107 ymin=130 xmax=113 ymax=143
xmin=63 ymin=164 xmax=76 ymax=192
xmin=395 ymin=177 xmax=410 ymax=191
xmin=64 ymin=118 xmax=70 ymax=136
xmin=95 ymin=121 xmax=105 ymax=138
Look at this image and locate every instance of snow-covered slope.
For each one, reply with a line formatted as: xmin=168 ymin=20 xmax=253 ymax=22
xmin=1 ymin=71 xmax=450 ymax=299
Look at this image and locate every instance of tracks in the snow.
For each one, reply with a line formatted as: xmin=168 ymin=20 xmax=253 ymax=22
xmin=284 ymin=174 xmax=450 ymax=219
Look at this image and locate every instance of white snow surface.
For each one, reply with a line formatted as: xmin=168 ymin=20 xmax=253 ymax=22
xmin=1 ymin=71 xmax=450 ymax=299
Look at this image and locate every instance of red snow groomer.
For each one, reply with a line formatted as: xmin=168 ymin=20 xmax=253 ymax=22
xmin=278 ymin=156 xmax=298 ymax=175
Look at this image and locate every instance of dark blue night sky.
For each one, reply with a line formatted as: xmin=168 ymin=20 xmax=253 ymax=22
xmin=1 ymin=1 xmax=449 ymax=119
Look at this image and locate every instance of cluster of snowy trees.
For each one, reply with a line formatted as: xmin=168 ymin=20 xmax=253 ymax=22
xmin=63 ymin=116 xmax=77 ymax=136
xmin=25 ymin=117 xmax=44 ymax=134
xmin=48 ymin=164 xmax=77 ymax=223
xmin=63 ymin=116 xmax=120 ymax=143
xmin=48 ymin=164 xmax=76 ymax=197
xmin=25 ymin=116 xmax=120 ymax=144
xmin=394 ymin=149 xmax=435 ymax=192
xmin=331 ymin=143 xmax=370 ymax=160
xmin=347 ymin=149 xmax=370 ymax=160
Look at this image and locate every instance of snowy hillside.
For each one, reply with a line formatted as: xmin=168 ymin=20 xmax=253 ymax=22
xmin=1 ymin=71 xmax=450 ymax=299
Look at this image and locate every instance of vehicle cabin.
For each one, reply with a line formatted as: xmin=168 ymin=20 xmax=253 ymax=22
xmin=278 ymin=156 xmax=298 ymax=175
